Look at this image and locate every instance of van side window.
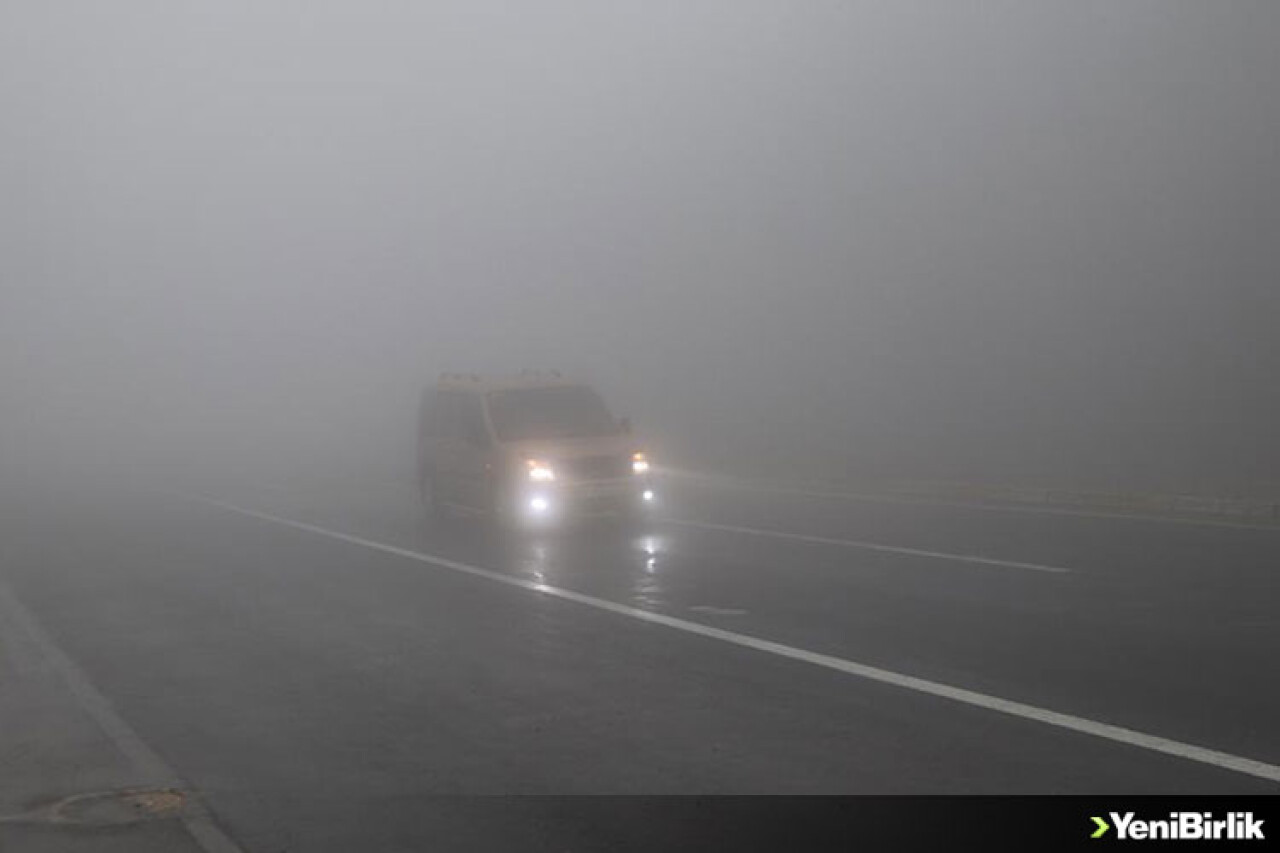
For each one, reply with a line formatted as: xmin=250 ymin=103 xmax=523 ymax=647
xmin=433 ymin=391 xmax=465 ymax=439
xmin=459 ymin=395 xmax=489 ymax=447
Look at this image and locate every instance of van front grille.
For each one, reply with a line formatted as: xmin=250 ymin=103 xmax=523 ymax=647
xmin=563 ymin=455 xmax=629 ymax=482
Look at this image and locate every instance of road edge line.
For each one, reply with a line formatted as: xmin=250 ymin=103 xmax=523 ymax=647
xmin=0 ymin=581 xmax=245 ymax=852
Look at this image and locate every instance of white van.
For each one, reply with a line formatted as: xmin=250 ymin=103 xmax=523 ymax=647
xmin=417 ymin=372 xmax=654 ymax=524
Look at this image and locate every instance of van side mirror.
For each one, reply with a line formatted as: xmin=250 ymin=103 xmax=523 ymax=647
xmin=619 ymin=417 xmax=632 ymax=435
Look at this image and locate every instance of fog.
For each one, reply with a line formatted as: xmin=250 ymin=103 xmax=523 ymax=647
xmin=3 ymin=1 xmax=1277 ymax=496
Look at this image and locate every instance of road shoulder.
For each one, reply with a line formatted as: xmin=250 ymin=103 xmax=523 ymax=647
xmin=0 ymin=581 xmax=238 ymax=853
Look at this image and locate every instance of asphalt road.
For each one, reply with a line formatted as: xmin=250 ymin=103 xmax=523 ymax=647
xmin=2 ymin=471 xmax=1278 ymax=850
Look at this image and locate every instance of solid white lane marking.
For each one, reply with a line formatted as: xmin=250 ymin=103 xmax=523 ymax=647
xmin=665 ymin=517 xmax=1071 ymax=574
xmin=689 ymin=605 xmax=749 ymax=616
xmin=672 ymin=473 xmax=1280 ymax=532
xmin=195 ymin=496 xmax=1280 ymax=785
xmin=0 ymin=582 xmax=245 ymax=852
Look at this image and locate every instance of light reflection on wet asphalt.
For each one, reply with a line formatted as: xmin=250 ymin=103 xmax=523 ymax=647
xmin=503 ymin=527 xmax=670 ymax=610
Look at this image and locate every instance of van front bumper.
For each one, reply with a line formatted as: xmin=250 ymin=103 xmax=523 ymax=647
xmin=517 ymin=479 xmax=655 ymax=520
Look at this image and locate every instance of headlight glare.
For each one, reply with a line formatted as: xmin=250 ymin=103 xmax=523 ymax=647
xmin=526 ymin=460 xmax=556 ymax=482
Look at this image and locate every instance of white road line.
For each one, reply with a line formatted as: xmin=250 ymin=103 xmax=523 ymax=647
xmin=0 ymin=582 xmax=245 ymax=853
xmin=665 ymin=517 xmax=1072 ymax=574
xmin=195 ymin=496 xmax=1280 ymax=786
xmin=676 ymin=474 xmax=1280 ymax=531
xmin=689 ymin=605 xmax=750 ymax=616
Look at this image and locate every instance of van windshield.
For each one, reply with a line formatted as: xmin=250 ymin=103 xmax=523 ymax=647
xmin=487 ymin=386 xmax=620 ymax=441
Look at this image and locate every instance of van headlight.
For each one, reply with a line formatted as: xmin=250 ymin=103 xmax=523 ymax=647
xmin=526 ymin=460 xmax=556 ymax=482
xmin=631 ymin=452 xmax=650 ymax=474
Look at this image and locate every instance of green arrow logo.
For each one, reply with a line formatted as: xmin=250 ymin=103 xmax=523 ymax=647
xmin=1091 ymin=816 xmax=1110 ymax=838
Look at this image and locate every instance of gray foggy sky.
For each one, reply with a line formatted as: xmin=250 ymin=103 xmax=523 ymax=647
xmin=2 ymin=2 xmax=1277 ymax=490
